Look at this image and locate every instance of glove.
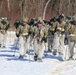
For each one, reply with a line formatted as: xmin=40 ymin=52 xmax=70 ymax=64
xmin=28 ymin=31 xmax=31 ymax=35
xmin=41 ymin=37 xmax=47 ymax=43
xmin=16 ymin=33 xmax=20 ymax=37
xmin=33 ymin=33 xmax=35 ymax=36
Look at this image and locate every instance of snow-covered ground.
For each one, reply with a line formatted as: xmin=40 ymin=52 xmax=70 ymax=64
xmin=0 ymin=31 xmax=76 ymax=75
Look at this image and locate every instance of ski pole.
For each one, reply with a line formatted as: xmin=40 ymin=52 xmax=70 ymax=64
xmin=13 ymin=38 xmax=18 ymax=56
xmin=29 ymin=49 xmax=30 ymax=63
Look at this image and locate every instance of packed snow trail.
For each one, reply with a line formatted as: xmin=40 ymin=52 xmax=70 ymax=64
xmin=46 ymin=60 xmax=76 ymax=75
xmin=0 ymin=43 xmax=61 ymax=75
xmin=0 ymin=31 xmax=76 ymax=75
xmin=0 ymin=34 xmax=62 ymax=75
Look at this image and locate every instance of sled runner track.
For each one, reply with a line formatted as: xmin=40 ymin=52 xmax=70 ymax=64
xmin=45 ymin=60 xmax=76 ymax=75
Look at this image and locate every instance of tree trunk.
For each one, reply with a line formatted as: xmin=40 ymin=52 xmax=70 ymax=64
xmin=43 ymin=0 xmax=51 ymax=20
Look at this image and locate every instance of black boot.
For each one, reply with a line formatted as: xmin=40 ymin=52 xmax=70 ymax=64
xmin=53 ymin=51 xmax=57 ymax=55
xmin=26 ymin=51 xmax=29 ymax=54
xmin=19 ymin=55 xmax=24 ymax=59
xmin=69 ymin=56 xmax=74 ymax=60
xmin=48 ymin=49 xmax=52 ymax=52
xmin=34 ymin=54 xmax=38 ymax=61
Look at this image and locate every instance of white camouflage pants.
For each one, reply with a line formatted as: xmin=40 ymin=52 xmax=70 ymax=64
xmin=34 ymin=39 xmax=45 ymax=59
xmin=48 ymin=35 xmax=54 ymax=51
xmin=62 ymin=45 xmax=69 ymax=60
xmin=0 ymin=33 xmax=7 ymax=47
xmin=62 ymin=40 xmax=76 ymax=60
xmin=53 ymin=33 xmax=66 ymax=60
xmin=68 ymin=41 xmax=76 ymax=59
xmin=19 ymin=36 xmax=28 ymax=56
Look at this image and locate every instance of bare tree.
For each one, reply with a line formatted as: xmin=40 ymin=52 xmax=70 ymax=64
xmin=43 ymin=0 xmax=51 ymax=20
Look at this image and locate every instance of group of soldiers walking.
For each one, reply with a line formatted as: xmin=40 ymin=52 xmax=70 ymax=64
xmin=0 ymin=14 xmax=76 ymax=62
xmin=15 ymin=17 xmax=48 ymax=62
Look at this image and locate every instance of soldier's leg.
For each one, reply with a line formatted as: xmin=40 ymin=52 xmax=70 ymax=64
xmin=0 ymin=33 xmax=3 ymax=47
xmin=62 ymin=45 xmax=70 ymax=61
xmin=3 ymin=33 xmax=7 ymax=48
xmin=24 ymin=37 xmax=28 ymax=56
xmin=48 ymin=37 xmax=53 ymax=52
xmin=69 ymin=41 xmax=75 ymax=59
xmin=45 ymin=42 xmax=48 ymax=50
xmin=61 ymin=34 xmax=70 ymax=61
xmin=37 ymin=41 xmax=45 ymax=62
xmin=16 ymin=37 xmax=19 ymax=48
xmin=52 ymin=33 xmax=59 ymax=55
xmin=51 ymin=35 xmax=54 ymax=51
xmin=33 ymin=39 xmax=39 ymax=61
xmin=58 ymin=34 xmax=68 ymax=61
xmin=19 ymin=36 xmax=25 ymax=58
xmin=59 ymin=34 xmax=65 ymax=55
xmin=73 ymin=42 xmax=76 ymax=60
xmin=44 ymin=42 xmax=48 ymax=56
xmin=26 ymin=36 xmax=30 ymax=53
xmin=48 ymin=33 xmax=54 ymax=52
xmin=48 ymin=37 xmax=52 ymax=52
xmin=1 ymin=33 xmax=4 ymax=48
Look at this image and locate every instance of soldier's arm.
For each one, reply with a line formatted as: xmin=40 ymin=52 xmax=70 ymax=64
xmin=33 ymin=26 xmax=37 ymax=36
xmin=44 ymin=27 xmax=48 ymax=38
xmin=65 ymin=23 xmax=71 ymax=32
xmin=5 ymin=21 xmax=10 ymax=30
xmin=28 ymin=25 xmax=32 ymax=35
xmin=0 ymin=23 xmax=2 ymax=30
